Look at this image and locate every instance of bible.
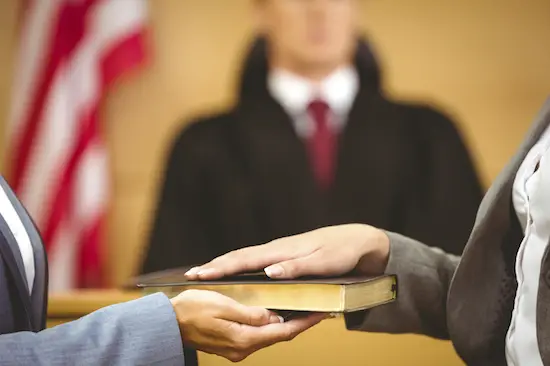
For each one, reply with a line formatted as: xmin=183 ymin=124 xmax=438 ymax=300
xmin=134 ymin=267 xmax=397 ymax=313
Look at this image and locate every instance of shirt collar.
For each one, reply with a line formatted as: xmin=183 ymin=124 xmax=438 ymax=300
xmin=267 ymin=66 xmax=359 ymax=117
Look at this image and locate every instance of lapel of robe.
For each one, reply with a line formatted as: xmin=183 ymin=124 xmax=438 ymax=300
xmin=236 ymin=96 xmax=325 ymax=238
xmin=0 ymin=177 xmax=48 ymax=331
xmin=0 ymin=214 xmax=32 ymax=331
xmin=447 ymin=98 xmax=550 ymax=363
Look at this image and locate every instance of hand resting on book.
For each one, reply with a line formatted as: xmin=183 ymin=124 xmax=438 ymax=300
xmin=184 ymin=224 xmax=390 ymax=281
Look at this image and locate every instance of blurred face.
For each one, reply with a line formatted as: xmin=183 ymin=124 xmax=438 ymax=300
xmin=256 ymin=0 xmax=357 ymax=74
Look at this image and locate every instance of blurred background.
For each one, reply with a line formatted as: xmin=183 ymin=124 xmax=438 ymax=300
xmin=1 ymin=0 xmax=550 ymax=365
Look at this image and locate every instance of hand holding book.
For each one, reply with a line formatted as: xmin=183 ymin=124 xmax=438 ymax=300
xmin=170 ymin=289 xmax=327 ymax=362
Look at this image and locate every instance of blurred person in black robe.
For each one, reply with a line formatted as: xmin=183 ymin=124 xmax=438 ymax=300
xmin=142 ymin=0 xmax=483 ymax=275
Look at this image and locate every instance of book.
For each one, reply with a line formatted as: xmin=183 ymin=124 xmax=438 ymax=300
xmin=134 ymin=267 xmax=397 ymax=313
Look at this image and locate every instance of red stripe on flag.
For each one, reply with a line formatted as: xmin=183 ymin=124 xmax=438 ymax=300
xmin=10 ymin=0 xmax=99 ymax=192
xmin=101 ymin=30 xmax=149 ymax=86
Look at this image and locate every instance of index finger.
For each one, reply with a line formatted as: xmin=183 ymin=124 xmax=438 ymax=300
xmin=184 ymin=241 xmax=297 ymax=280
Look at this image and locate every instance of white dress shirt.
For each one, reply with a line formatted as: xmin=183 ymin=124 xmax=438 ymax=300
xmin=506 ymin=124 xmax=550 ymax=365
xmin=0 ymin=184 xmax=34 ymax=294
xmin=267 ymin=66 xmax=359 ymax=138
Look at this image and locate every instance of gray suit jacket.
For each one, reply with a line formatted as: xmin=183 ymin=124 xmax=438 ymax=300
xmin=345 ymin=98 xmax=550 ymax=365
xmin=0 ymin=178 xmax=185 ymax=365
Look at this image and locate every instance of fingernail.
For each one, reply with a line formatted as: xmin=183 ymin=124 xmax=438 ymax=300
xmin=264 ymin=265 xmax=284 ymax=277
xmin=269 ymin=315 xmax=284 ymax=323
xmin=185 ymin=267 xmax=199 ymax=276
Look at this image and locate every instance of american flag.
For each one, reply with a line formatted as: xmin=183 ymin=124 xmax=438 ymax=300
xmin=7 ymin=0 xmax=148 ymax=291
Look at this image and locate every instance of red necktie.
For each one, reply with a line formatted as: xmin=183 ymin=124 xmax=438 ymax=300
xmin=306 ymin=99 xmax=337 ymax=190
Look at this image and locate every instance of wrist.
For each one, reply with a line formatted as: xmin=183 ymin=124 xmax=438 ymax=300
xmin=170 ymin=296 xmax=187 ymax=338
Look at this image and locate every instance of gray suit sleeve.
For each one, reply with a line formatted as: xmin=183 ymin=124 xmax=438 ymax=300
xmin=0 ymin=293 xmax=185 ymax=365
xmin=345 ymin=231 xmax=460 ymax=339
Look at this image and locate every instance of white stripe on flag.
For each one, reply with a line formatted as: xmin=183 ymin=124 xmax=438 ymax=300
xmin=8 ymin=0 xmax=62 ymax=143
xmin=48 ymin=217 xmax=79 ymax=291
xmin=74 ymin=140 xmax=109 ymax=234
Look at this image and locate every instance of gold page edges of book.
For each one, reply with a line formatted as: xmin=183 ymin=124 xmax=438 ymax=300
xmin=137 ymin=275 xmax=397 ymax=313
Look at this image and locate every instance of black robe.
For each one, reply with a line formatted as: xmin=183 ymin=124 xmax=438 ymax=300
xmin=141 ymin=37 xmax=484 ymax=275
